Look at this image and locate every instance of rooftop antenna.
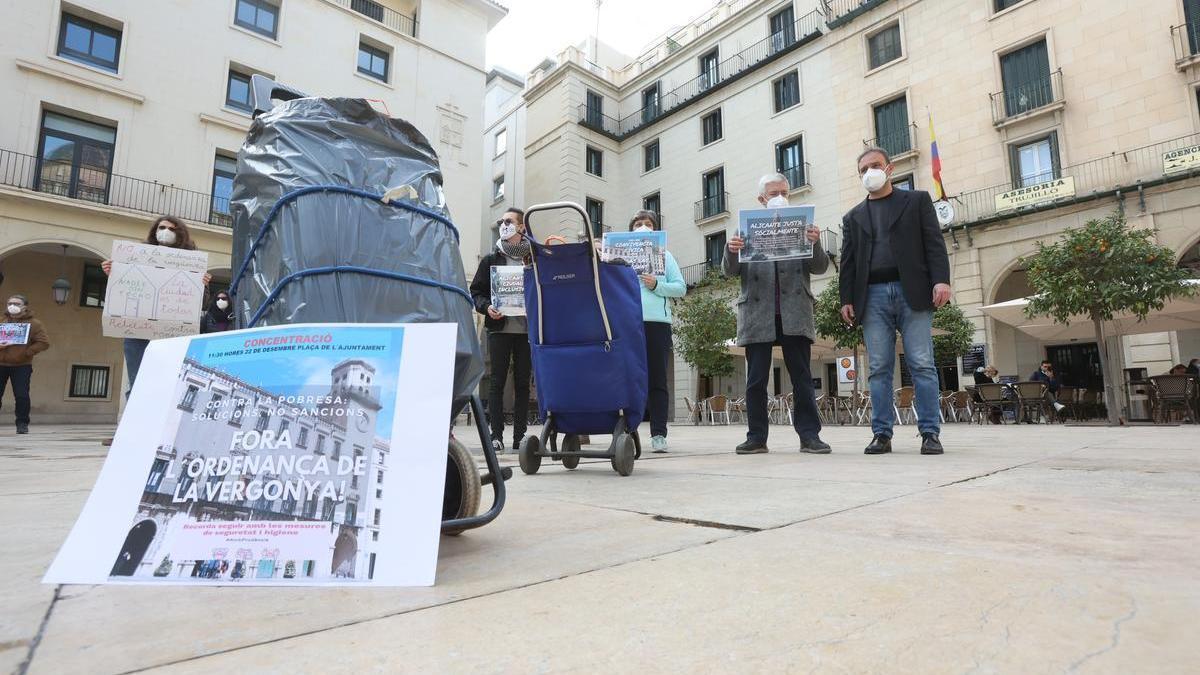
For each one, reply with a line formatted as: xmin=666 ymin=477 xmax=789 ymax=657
xmin=592 ymin=0 xmax=602 ymax=63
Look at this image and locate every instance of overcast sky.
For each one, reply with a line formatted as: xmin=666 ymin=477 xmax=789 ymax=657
xmin=486 ymin=0 xmax=719 ymax=75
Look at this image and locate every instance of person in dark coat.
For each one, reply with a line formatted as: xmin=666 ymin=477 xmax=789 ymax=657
xmin=1 ymin=294 xmax=50 ymax=434
xmin=724 ymin=173 xmax=830 ymax=455
xmin=201 ymin=291 xmax=234 ymax=333
xmin=469 ymin=207 xmax=532 ymax=453
xmin=839 ymin=147 xmax=952 ymax=456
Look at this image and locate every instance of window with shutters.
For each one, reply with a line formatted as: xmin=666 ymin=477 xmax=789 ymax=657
xmin=999 ymin=39 xmax=1052 ymax=117
xmin=769 ymin=6 xmax=796 ymax=54
xmin=699 ymin=49 xmax=720 ymax=90
xmin=993 ymin=0 xmax=1031 ymax=12
xmin=701 ymin=109 xmax=723 ymax=145
xmin=642 ymin=83 xmax=661 ymax=123
xmin=700 ymin=168 xmax=725 ymax=220
xmin=585 ymin=90 xmax=604 ymax=126
xmin=772 ymin=71 xmax=801 ymax=113
xmin=867 ymin=23 xmax=902 ymax=70
xmin=775 ymin=137 xmax=805 ymax=188
xmin=1185 ymin=0 xmax=1200 ymax=56
xmin=705 ymin=232 xmax=726 ymax=269
xmin=586 ymin=146 xmax=603 ymax=176
xmin=643 ymin=193 xmax=661 ymax=223
xmin=586 ymin=198 xmax=604 ymax=235
xmin=872 ymin=95 xmax=911 ymax=157
xmin=644 ymin=139 xmax=660 ymax=172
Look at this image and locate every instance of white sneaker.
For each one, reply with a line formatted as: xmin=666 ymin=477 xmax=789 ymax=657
xmin=650 ymin=435 xmax=668 ymax=453
xmin=1053 ymin=402 xmax=1066 ymax=412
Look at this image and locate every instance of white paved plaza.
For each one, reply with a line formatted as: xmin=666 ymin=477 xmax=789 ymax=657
xmin=2 ymin=421 xmax=1197 ymax=673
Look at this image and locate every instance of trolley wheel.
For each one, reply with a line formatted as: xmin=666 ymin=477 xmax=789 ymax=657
xmin=611 ymin=433 xmax=636 ymax=476
xmin=561 ymin=434 xmax=581 ymax=470
xmin=518 ymin=435 xmax=542 ymax=475
xmin=442 ymin=437 xmax=481 ymax=536
xmin=631 ymin=431 xmax=642 ymax=460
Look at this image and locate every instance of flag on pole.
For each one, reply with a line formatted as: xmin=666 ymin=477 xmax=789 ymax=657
xmin=929 ymin=112 xmax=946 ymax=201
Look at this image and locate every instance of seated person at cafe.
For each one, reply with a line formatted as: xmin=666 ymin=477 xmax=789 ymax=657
xmin=1167 ymin=364 xmax=1188 ymax=376
xmin=1030 ymin=359 xmax=1067 ymax=413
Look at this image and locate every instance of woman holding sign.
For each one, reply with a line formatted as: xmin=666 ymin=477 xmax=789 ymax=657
xmin=628 ymin=210 xmax=686 ymax=453
xmin=0 ymin=294 xmax=50 ymax=434
xmin=101 ymin=216 xmax=211 ymax=398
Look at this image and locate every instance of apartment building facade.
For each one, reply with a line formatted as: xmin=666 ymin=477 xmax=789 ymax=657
xmin=495 ymin=0 xmax=1200 ymax=420
xmin=0 ymin=0 xmax=506 ymax=423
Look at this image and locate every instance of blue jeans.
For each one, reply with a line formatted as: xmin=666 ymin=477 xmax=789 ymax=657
xmin=123 ymin=338 xmax=150 ymax=398
xmin=862 ymin=282 xmax=940 ymax=436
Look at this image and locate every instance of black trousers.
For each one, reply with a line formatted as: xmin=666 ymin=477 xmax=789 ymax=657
xmin=744 ymin=316 xmax=821 ymax=443
xmin=488 ymin=332 xmax=531 ymax=443
xmin=0 ymin=364 xmax=33 ymax=425
xmin=643 ymin=321 xmax=672 ymax=438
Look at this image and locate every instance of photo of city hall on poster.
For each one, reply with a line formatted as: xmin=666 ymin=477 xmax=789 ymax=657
xmin=109 ymin=332 xmax=402 ymax=583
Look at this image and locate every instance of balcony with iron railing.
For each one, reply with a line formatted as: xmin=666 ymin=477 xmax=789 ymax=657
xmin=694 ymin=192 xmax=729 ymax=222
xmin=820 ymin=0 xmax=889 ymax=29
xmin=576 ymin=11 xmax=823 ymax=140
xmin=865 ymin=123 xmax=918 ymax=161
xmin=0 ymin=148 xmax=234 ymax=229
xmin=989 ymin=69 xmax=1065 ymax=126
xmin=947 ymin=132 xmax=1200 ymax=229
xmin=331 ymin=0 xmax=418 ymax=38
xmin=679 ymin=260 xmax=720 ymax=287
xmin=1171 ymin=22 xmax=1200 ymax=69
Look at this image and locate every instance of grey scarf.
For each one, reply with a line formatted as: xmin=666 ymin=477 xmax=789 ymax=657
xmin=498 ymin=237 xmax=531 ymax=261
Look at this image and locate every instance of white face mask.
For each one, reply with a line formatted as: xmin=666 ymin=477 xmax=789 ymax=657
xmin=634 ymin=225 xmax=653 ymax=233
xmin=216 ymin=299 xmax=229 ymax=310
xmin=156 ymin=228 xmax=178 ymax=246
xmin=498 ymin=223 xmax=517 ymax=240
xmin=765 ymin=195 xmax=789 ymax=209
xmin=861 ymin=168 xmax=888 ymax=193
xmin=6 ymin=304 xmax=23 ymax=316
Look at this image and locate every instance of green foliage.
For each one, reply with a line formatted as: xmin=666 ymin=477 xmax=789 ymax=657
xmin=673 ymin=268 xmax=737 ymax=379
xmin=1023 ymin=212 xmax=1195 ymax=323
xmin=814 ymin=274 xmax=862 ymax=349
xmin=932 ymin=302 xmax=974 ymax=365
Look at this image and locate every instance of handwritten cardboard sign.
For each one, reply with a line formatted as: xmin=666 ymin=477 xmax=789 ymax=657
xmin=102 ymin=241 xmax=207 ymax=339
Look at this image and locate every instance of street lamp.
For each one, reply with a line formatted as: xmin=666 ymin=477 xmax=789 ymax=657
xmin=51 ymin=244 xmax=71 ymax=305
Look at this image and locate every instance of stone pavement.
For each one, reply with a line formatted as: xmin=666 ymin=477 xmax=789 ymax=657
xmin=2 ymin=422 xmax=1197 ymax=674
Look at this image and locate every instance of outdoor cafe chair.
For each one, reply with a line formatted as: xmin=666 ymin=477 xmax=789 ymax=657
xmin=707 ymin=394 xmax=731 ymax=425
xmin=1056 ymin=385 xmax=1077 ymax=421
xmin=975 ymin=383 xmax=1015 ymax=424
xmin=893 ymin=387 xmax=916 ymax=425
xmin=939 ymin=390 xmax=956 ymax=422
xmin=1013 ymin=381 xmax=1052 ymax=423
xmin=949 ymin=390 xmax=974 ymax=423
xmin=683 ymin=396 xmax=704 ymax=425
xmin=1148 ymin=375 xmax=1196 ymax=424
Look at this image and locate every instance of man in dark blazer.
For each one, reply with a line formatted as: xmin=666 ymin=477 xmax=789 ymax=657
xmin=839 ymin=147 xmax=952 ymax=455
xmin=724 ymin=173 xmax=831 ymax=455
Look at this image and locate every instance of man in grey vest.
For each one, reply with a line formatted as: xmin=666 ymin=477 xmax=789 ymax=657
xmin=724 ymin=173 xmax=831 ymax=455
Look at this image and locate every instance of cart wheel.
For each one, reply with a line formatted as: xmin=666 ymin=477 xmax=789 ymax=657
xmin=611 ymin=433 xmax=635 ymax=476
xmin=442 ymin=437 xmax=481 ymax=536
xmin=518 ymin=435 xmax=542 ymax=475
xmin=561 ymin=434 xmax=581 ymax=470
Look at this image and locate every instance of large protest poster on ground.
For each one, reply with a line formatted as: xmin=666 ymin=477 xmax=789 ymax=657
xmin=45 ymin=323 xmax=457 ymax=586
xmin=102 ymin=240 xmax=208 ymax=340
xmin=601 ymin=231 xmax=667 ymax=275
xmin=490 ymin=266 xmax=526 ymax=316
xmin=737 ymin=205 xmax=815 ymax=263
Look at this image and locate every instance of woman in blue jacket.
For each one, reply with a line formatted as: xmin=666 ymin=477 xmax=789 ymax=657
xmin=627 ymin=210 xmax=686 ymax=452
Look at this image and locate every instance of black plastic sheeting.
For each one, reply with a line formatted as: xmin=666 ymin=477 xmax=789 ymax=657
xmin=229 ymin=97 xmax=482 ymax=416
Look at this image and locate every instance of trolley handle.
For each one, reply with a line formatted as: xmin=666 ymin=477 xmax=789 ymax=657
xmin=521 ymin=201 xmax=614 ymax=347
xmin=249 ymin=74 xmax=309 ymax=117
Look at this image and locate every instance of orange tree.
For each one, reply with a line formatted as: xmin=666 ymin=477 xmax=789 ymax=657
xmin=1022 ymin=212 xmax=1195 ymax=425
